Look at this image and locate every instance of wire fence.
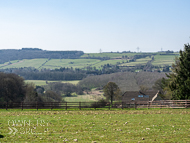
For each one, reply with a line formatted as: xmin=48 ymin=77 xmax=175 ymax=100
xmin=1 ymin=100 xmax=190 ymax=110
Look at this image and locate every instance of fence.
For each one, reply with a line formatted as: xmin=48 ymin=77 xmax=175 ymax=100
xmin=1 ymin=100 xmax=190 ymax=110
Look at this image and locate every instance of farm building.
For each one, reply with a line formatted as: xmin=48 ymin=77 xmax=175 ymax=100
xmin=122 ymin=90 xmax=162 ymax=102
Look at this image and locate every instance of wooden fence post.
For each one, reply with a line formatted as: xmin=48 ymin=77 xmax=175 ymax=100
xmin=160 ymin=102 xmax=162 ymax=109
xmin=79 ymin=102 xmax=81 ymax=110
xmin=6 ymin=102 xmax=8 ymax=110
xmin=36 ymin=102 xmax=38 ymax=110
xmin=66 ymin=102 xmax=67 ymax=110
xmin=185 ymin=100 xmax=187 ymax=108
xmin=95 ymin=102 xmax=96 ymax=110
xmin=135 ymin=102 xmax=137 ymax=109
xmin=21 ymin=102 xmax=23 ymax=110
xmin=148 ymin=101 xmax=150 ymax=109
xmin=122 ymin=102 xmax=123 ymax=110
xmin=109 ymin=102 xmax=110 ymax=110
xmin=130 ymin=102 xmax=131 ymax=108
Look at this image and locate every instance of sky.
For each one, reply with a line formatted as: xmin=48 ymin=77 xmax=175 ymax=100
xmin=0 ymin=0 xmax=190 ymax=53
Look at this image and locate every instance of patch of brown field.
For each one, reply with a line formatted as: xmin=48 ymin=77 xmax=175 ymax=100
xmin=83 ymin=89 xmax=104 ymax=101
xmin=84 ymin=90 xmax=103 ymax=96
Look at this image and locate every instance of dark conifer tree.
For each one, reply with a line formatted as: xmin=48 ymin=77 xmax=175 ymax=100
xmin=168 ymin=44 xmax=190 ymax=99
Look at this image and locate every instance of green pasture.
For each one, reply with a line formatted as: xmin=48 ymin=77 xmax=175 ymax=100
xmin=25 ymin=80 xmax=80 ymax=86
xmin=120 ymin=56 xmax=151 ymax=66
xmin=152 ymin=54 xmax=178 ymax=66
xmin=3 ymin=60 xmax=19 ymax=65
xmin=0 ymin=109 xmax=190 ymax=142
xmin=0 ymin=60 xmax=20 ymax=68
xmin=92 ymin=59 xmax=126 ymax=69
xmin=0 ymin=53 xmax=179 ymax=70
xmin=0 ymin=58 xmax=101 ymax=70
xmin=0 ymin=59 xmax=48 ymax=69
xmin=43 ymin=59 xmax=100 ymax=69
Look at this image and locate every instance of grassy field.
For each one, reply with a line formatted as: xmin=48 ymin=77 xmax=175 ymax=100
xmin=0 ymin=109 xmax=190 ymax=142
xmin=0 ymin=59 xmax=101 ymax=70
xmin=25 ymin=80 xmax=80 ymax=86
xmin=120 ymin=56 xmax=152 ymax=66
xmin=0 ymin=59 xmax=48 ymax=69
xmin=0 ymin=53 xmax=179 ymax=70
xmin=152 ymin=55 xmax=177 ymax=66
xmin=92 ymin=59 xmax=126 ymax=69
xmin=43 ymin=59 xmax=101 ymax=69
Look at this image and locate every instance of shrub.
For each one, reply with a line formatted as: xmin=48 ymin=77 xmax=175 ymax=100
xmin=90 ymin=99 xmax=107 ymax=108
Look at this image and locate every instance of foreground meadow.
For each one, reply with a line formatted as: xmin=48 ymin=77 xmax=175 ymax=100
xmin=0 ymin=109 xmax=190 ymax=142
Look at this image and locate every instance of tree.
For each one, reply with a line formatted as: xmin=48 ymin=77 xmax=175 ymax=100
xmin=167 ymin=44 xmax=190 ymax=99
xmin=103 ymin=82 xmax=121 ymax=104
xmin=139 ymin=85 xmax=148 ymax=92
xmin=163 ymin=65 xmax=170 ymax=72
xmin=152 ymin=78 xmax=172 ymax=99
xmin=0 ymin=73 xmax=25 ymax=102
xmin=24 ymin=83 xmax=38 ymax=102
xmin=43 ymin=90 xmax=62 ymax=102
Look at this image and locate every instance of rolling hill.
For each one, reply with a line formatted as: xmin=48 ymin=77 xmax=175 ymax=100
xmin=0 ymin=49 xmax=178 ymax=70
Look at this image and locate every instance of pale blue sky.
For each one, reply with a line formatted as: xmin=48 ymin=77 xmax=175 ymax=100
xmin=0 ymin=0 xmax=190 ymax=53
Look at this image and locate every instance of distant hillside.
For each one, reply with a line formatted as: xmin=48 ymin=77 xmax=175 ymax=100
xmin=0 ymin=50 xmax=178 ymax=69
xmin=0 ymin=48 xmax=84 ymax=64
xmin=0 ymin=49 xmax=179 ymax=81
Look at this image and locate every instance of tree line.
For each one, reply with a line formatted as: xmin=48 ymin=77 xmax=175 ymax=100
xmin=0 ymin=48 xmax=84 ymax=64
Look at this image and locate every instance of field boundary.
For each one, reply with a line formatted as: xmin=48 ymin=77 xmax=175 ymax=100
xmin=0 ymin=100 xmax=190 ymax=110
